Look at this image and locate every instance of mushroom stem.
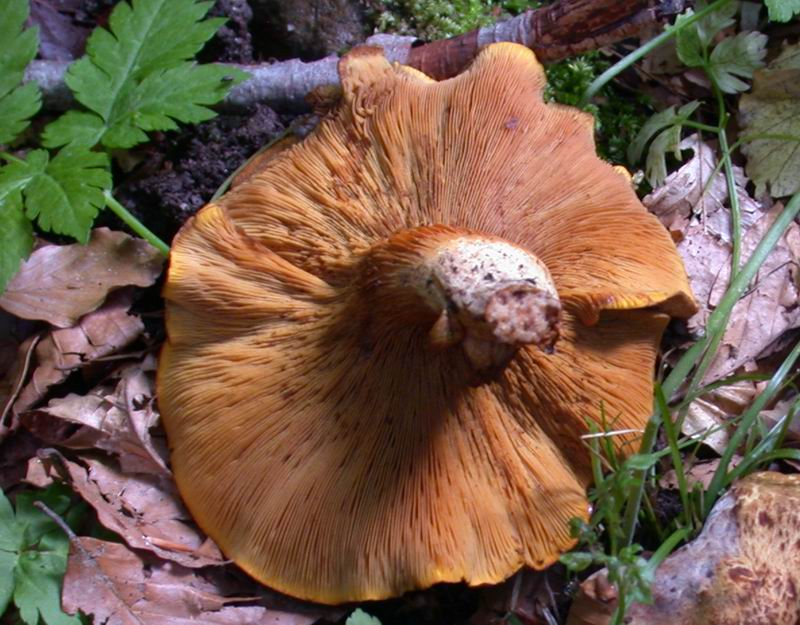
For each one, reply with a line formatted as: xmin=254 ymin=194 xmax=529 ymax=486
xmin=362 ymin=225 xmax=562 ymax=377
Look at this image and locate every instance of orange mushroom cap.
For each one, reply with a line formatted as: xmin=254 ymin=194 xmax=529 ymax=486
xmin=157 ymin=43 xmax=697 ymax=604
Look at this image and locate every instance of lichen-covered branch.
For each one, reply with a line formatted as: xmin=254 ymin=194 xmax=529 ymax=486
xmin=25 ymin=0 xmax=687 ymax=113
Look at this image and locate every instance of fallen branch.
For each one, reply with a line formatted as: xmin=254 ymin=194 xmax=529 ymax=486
xmin=25 ymin=0 xmax=688 ymax=112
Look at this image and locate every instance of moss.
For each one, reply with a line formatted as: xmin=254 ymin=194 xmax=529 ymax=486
xmin=367 ymin=0 xmax=544 ymax=40
xmin=367 ymin=3 xmax=652 ymax=164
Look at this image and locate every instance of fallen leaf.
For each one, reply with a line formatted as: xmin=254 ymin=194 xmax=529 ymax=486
xmin=24 ymin=354 xmax=168 ymax=475
xmin=4 ymin=289 xmax=144 ymax=417
xmin=740 ymin=42 xmax=800 ymax=198
xmin=702 ymin=204 xmax=800 ymax=381
xmin=759 ymin=397 xmax=800 ymax=444
xmin=0 ymin=228 xmax=163 ymax=328
xmin=624 ymin=472 xmax=800 ymax=625
xmin=680 ymin=380 xmax=757 ymax=453
xmin=29 ymin=452 xmax=225 ymax=568
xmin=565 ymin=569 xmax=616 ymax=625
xmin=62 ymin=537 xmax=320 ymax=625
xmin=651 ymin=159 xmax=800 ymax=382
xmin=643 ymin=136 xmax=728 ymax=233
xmin=660 ymin=458 xmax=742 ymax=491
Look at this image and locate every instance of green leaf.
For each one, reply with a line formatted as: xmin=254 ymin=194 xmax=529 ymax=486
xmin=346 ymin=609 xmax=382 ymax=625
xmin=0 ymin=489 xmax=17 ymax=615
xmin=0 ymin=148 xmax=111 ymax=244
xmin=708 ymin=31 xmax=767 ymax=93
xmin=0 ymin=485 xmax=81 ymax=625
xmin=740 ymin=42 xmax=800 ymax=197
xmin=23 ymin=147 xmax=112 ymax=242
xmin=41 ymin=111 xmax=105 ymax=149
xmin=628 ymin=101 xmax=699 ymax=186
xmin=765 ymin=0 xmax=800 ymax=21
xmin=102 ymin=63 xmax=248 ymax=149
xmin=675 ymin=0 xmax=739 ymax=67
xmin=0 ymin=190 xmax=34 ymax=293
xmin=44 ymin=0 xmax=243 ymax=149
xmin=560 ymin=551 xmax=594 ymax=572
xmin=0 ymin=0 xmax=42 ymax=143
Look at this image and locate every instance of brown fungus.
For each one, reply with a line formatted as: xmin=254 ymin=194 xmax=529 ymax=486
xmin=157 ymin=43 xmax=697 ymax=604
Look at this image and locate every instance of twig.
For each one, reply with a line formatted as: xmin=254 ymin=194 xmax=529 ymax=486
xmin=34 ymin=500 xmax=79 ymax=540
xmin=26 ymin=0 xmax=688 ymax=113
xmin=0 ymin=333 xmax=41 ymax=442
xmin=33 ymin=500 xmax=149 ymax=625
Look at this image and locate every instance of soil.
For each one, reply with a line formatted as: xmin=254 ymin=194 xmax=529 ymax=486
xmin=114 ymin=103 xmax=286 ymax=242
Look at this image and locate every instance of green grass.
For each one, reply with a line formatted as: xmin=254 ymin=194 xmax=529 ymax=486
xmin=561 ymin=2 xmax=800 ymax=622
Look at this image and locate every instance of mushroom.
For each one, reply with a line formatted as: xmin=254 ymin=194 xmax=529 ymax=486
xmin=157 ymin=43 xmax=697 ymax=604
xmin=568 ymin=471 xmax=800 ymax=625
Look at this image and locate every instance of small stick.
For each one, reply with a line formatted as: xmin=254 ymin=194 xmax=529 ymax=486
xmin=33 ymin=500 xmax=148 ymax=625
xmin=25 ymin=0 xmax=687 ymax=113
xmin=0 ymin=333 xmax=41 ymax=441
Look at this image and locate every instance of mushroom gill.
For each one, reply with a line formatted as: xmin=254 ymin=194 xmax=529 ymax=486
xmin=157 ymin=43 xmax=697 ymax=604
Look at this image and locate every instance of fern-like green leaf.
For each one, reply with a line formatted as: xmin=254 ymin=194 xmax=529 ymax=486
xmin=1 ymin=148 xmax=111 ymax=243
xmin=0 ymin=0 xmax=41 ymax=144
xmin=765 ymin=0 xmax=800 ymax=22
xmin=41 ymin=0 xmax=247 ymax=149
xmin=0 ymin=191 xmax=33 ymax=293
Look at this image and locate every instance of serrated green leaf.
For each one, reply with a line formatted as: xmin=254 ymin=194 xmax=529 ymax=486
xmin=0 ymin=190 xmax=34 ymax=293
xmin=765 ymin=0 xmax=800 ymax=21
xmin=628 ymin=107 xmax=678 ymax=164
xmin=646 ymin=125 xmax=682 ymax=187
xmin=675 ymin=1 xmax=739 ymax=67
xmin=0 ymin=82 xmax=42 ymax=145
xmin=628 ymin=101 xmax=699 ymax=166
xmin=708 ymin=31 xmax=767 ymax=93
xmin=103 ymin=63 xmax=248 ymax=148
xmin=0 ymin=0 xmax=41 ymax=143
xmin=0 ymin=0 xmax=39 ymax=96
xmin=346 ymin=608 xmax=382 ymax=625
xmin=0 ymin=488 xmax=18 ymax=615
xmin=740 ymin=42 xmax=800 ymax=197
xmin=560 ymin=551 xmax=594 ymax=572
xmin=48 ymin=0 xmax=240 ymax=149
xmin=22 ymin=147 xmax=112 ymax=242
xmin=41 ymin=111 xmax=105 ymax=149
xmin=0 ymin=486 xmax=81 ymax=625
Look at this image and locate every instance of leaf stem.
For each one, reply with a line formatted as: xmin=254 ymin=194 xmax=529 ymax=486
xmin=0 ymin=151 xmax=27 ymax=166
xmin=579 ymin=0 xmax=734 ymax=107
xmin=104 ymin=191 xmax=169 ymax=256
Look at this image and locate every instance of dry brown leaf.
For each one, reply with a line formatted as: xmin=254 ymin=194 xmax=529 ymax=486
xmin=644 ymin=136 xmax=762 ymax=237
xmin=24 ymin=354 xmax=168 ymax=475
xmin=646 ymin=143 xmax=800 ymax=382
xmin=759 ymin=397 xmax=800 ymax=445
xmin=659 ymin=457 xmax=743 ymax=491
xmin=0 ymin=229 xmax=163 ymax=328
xmin=680 ymin=381 xmax=758 ymax=454
xmin=564 ymin=569 xmax=616 ymax=625
xmin=29 ymin=451 xmax=225 ymax=567
xmin=644 ymin=136 xmax=728 ymax=233
xmin=62 ymin=537 xmax=320 ymax=625
xmin=702 ymin=205 xmax=800 ymax=382
xmin=1 ymin=289 xmax=145 ymax=433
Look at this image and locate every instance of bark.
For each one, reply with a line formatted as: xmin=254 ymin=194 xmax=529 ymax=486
xmin=25 ymin=0 xmax=688 ymax=113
